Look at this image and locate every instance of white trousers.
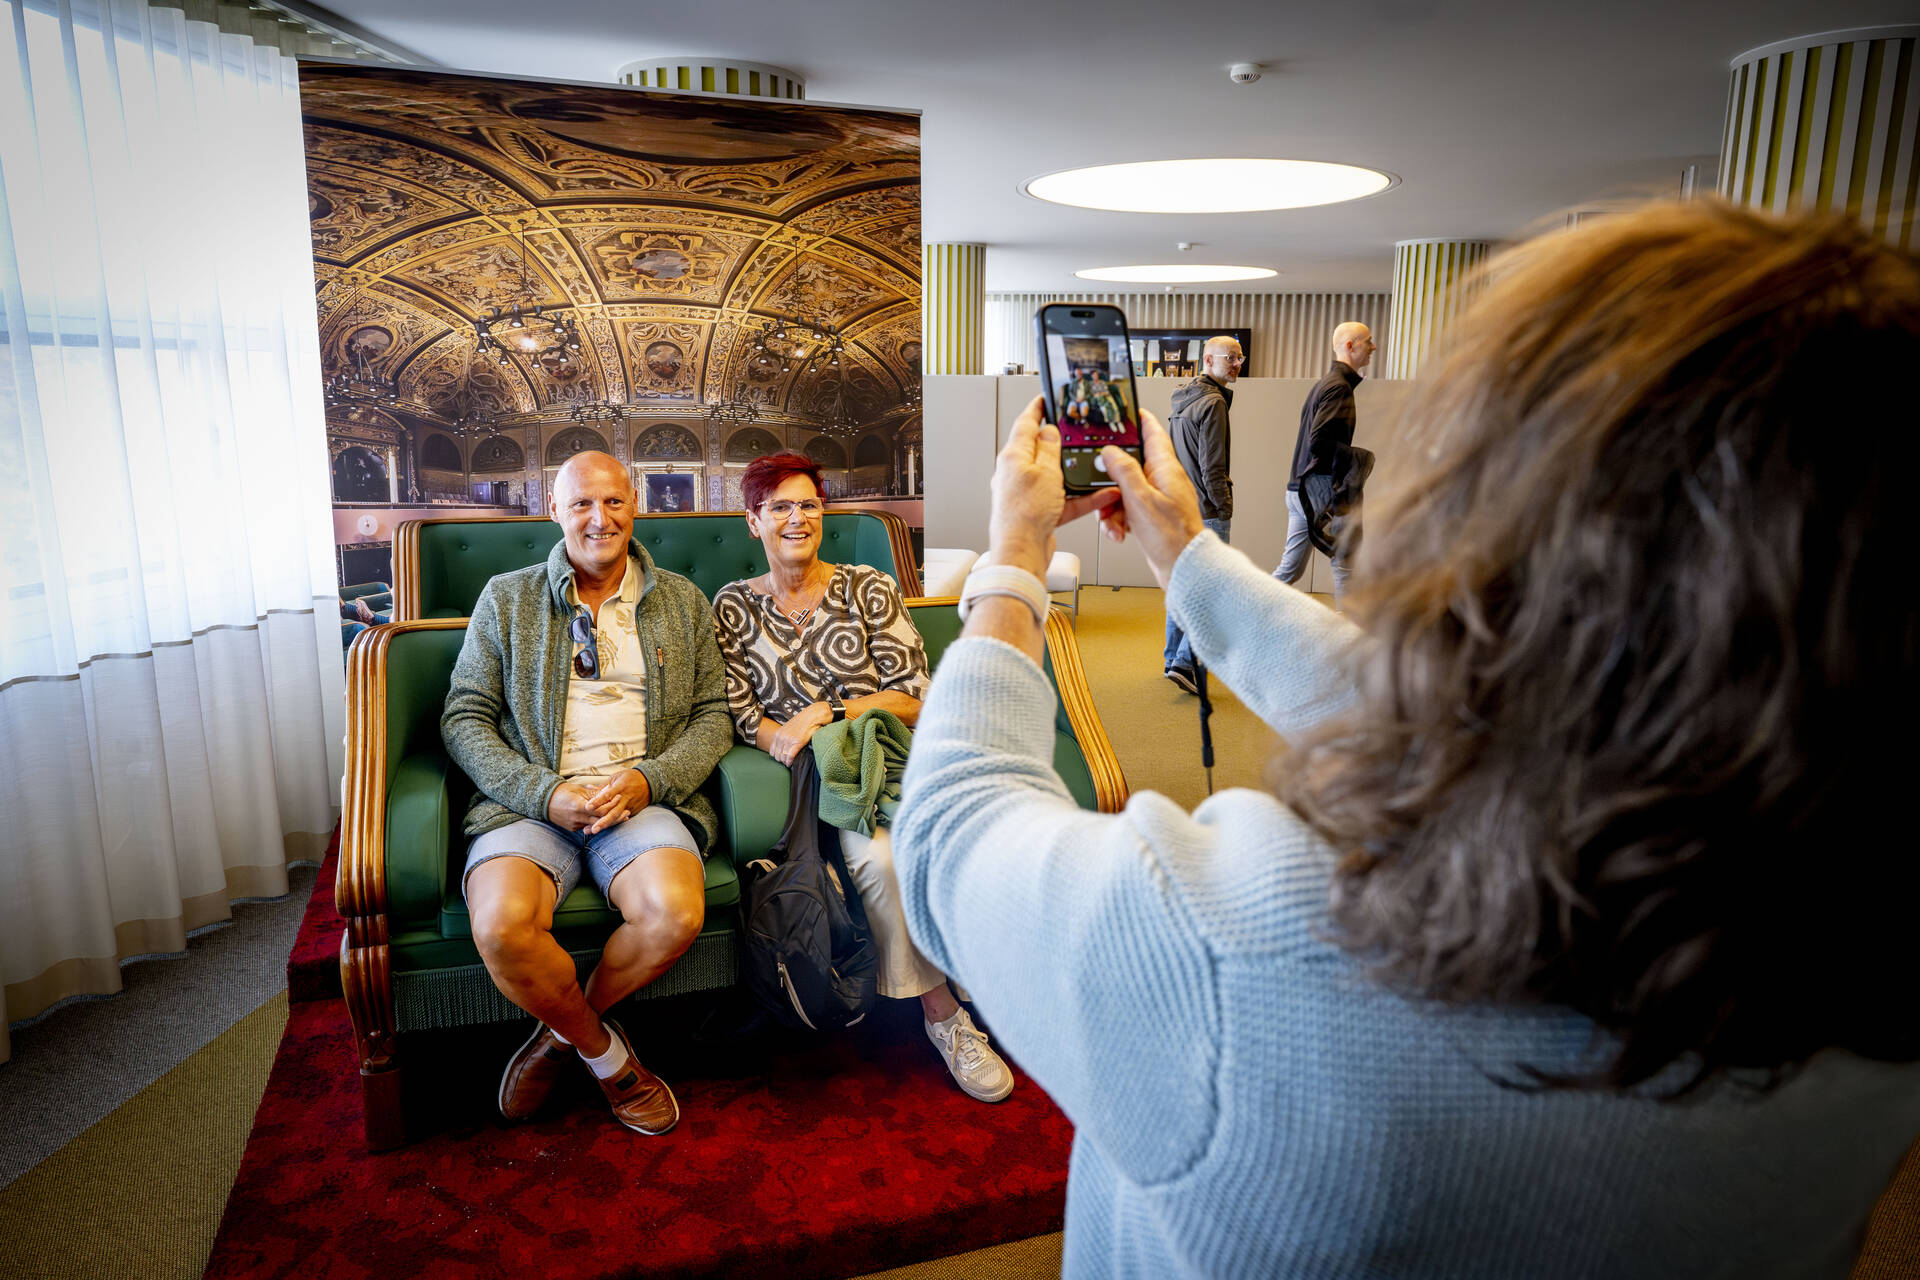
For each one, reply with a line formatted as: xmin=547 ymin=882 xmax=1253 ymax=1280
xmin=837 ymin=825 xmax=949 ymax=1000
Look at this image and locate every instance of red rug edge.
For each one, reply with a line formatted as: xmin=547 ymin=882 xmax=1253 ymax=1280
xmin=287 ymin=824 xmax=344 ymax=1002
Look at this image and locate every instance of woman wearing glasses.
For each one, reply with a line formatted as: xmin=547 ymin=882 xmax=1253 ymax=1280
xmin=712 ymin=453 xmax=1015 ymax=1102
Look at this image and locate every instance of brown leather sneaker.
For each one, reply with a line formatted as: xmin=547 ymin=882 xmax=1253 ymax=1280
xmin=498 ymin=1021 xmax=574 ymax=1121
xmin=595 ymin=1019 xmax=679 ymax=1135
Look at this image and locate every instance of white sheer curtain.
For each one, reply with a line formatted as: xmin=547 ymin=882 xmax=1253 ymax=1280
xmin=0 ymin=0 xmax=345 ymax=1063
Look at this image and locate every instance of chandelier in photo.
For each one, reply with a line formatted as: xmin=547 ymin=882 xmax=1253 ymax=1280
xmin=705 ymin=388 xmax=762 ymax=428
xmin=747 ymin=314 xmax=844 ymax=376
xmin=323 ymin=349 xmax=400 ymax=409
xmin=811 ymin=376 xmax=863 ymax=439
xmin=568 ymin=398 xmax=628 ymax=426
xmin=475 ymin=219 xmax=582 ymax=371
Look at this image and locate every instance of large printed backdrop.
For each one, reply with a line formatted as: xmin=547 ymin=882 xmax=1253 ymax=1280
xmin=301 ymin=65 xmax=922 ymax=512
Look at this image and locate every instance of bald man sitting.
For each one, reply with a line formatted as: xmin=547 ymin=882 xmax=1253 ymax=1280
xmin=441 ymin=451 xmax=733 ymax=1135
xmin=1277 ymin=322 xmax=1375 ymax=605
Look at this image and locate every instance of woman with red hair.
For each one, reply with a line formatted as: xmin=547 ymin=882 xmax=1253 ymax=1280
xmin=712 ymin=452 xmax=1014 ymax=1102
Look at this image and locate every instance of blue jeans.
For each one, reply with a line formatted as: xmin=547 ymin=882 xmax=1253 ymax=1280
xmin=462 ymin=806 xmax=700 ymax=904
xmin=1163 ymin=517 xmax=1230 ymax=673
xmin=1275 ymin=478 xmax=1350 ymax=604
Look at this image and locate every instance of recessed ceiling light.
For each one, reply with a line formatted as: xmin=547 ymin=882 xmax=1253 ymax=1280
xmin=1025 ymin=158 xmax=1395 ymax=214
xmin=1075 ymin=264 xmax=1278 ymax=283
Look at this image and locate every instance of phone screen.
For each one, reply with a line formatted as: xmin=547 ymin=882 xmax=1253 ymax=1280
xmin=1035 ymin=305 xmax=1143 ymax=491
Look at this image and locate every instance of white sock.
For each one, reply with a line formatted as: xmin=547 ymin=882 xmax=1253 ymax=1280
xmin=931 ymin=1007 xmax=965 ymax=1032
xmin=578 ymin=1021 xmax=632 ymax=1080
xmin=548 ymin=1026 xmax=571 ymax=1047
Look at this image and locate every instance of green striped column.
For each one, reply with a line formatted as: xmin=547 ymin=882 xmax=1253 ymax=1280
xmin=615 ymin=58 xmax=805 ymax=99
xmin=923 ymin=243 xmax=984 ymax=376
xmin=1383 ymin=239 xmax=1490 ymax=381
xmin=1720 ymin=26 xmax=1918 ymax=248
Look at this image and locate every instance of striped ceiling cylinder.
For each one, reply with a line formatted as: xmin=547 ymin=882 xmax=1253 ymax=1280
xmin=924 ymin=243 xmax=985 ymax=376
xmin=615 ymin=58 xmax=805 ymax=99
xmin=1719 ymin=26 xmax=1917 ymax=248
xmin=1383 ymin=239 xmax=1490 ymax=381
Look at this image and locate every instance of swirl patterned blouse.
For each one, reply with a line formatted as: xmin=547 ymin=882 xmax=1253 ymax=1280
xmin=712 ymin=563 xmax=930 ymax=742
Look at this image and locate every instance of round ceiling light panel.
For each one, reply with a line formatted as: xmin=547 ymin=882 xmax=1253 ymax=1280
xmin=1075 ymin=265 xmax=1277 ymax=283
xmin=1025 ymin=158 xmax=1395 ymax=213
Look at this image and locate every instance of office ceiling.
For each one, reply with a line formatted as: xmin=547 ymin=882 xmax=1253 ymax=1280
xmin=312 ymin=0 xmax=1911 ymax=293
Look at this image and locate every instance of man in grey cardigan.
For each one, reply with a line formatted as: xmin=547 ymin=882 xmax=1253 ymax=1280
xmin=442 ymin=451 xmax=732 ymax=1135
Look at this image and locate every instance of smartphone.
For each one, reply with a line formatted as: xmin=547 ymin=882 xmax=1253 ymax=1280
xmin=1033 ymin=304 xmax=1145 ymax=492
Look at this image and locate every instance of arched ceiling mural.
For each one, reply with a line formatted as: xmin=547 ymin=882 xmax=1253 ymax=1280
xmin=302 ymin=66 xmax=922 ymax=431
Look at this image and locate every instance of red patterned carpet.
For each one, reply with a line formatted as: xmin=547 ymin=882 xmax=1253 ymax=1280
xmin=214 ymin=840 xmax=1074 ymax=1279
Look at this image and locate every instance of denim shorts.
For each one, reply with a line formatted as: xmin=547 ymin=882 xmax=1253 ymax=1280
xmin=462 ymin=806 xmax=701 ymax=905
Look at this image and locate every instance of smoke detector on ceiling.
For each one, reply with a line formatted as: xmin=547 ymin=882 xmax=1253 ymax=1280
xmin=1229 ymin=63 xmax=1262 ymax=85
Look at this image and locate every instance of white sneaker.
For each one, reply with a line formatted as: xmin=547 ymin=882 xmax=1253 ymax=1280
xmin=926 ymin=1008 xmax=1015 ymax=1102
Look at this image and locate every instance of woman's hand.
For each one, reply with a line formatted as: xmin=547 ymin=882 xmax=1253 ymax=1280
xmin=1099 ymin=413 xmax=1206 ymax=589
xmin=987 ymin=397 xmax=1122 ymax=577
xmin=769 ymin=702 xmax=834 ymax=766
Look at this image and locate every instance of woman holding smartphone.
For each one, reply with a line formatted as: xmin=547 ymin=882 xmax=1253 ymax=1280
xmin=892 ymin=202 xmax=1920 ymax=1277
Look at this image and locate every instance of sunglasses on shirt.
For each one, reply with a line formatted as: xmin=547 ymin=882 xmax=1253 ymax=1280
xmin=569 ymin=607 xmax=600 ymax=680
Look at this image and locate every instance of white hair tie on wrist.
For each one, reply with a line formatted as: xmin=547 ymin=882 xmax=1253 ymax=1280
xmin=957 ymin=563 xmax=1050 ymax=626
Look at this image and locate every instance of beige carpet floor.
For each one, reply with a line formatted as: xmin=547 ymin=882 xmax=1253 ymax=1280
xmin=1 ymin=584 xmax=1913 ymax=1278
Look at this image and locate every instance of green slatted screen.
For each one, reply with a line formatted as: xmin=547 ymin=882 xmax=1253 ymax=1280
xmin=923 ymin=243 xmax=984 ymax=375
xmin=1721 ymin=26 xmax=1916 ymax=247
xmin=1383 ymin=239 xmax=1489 ymax=381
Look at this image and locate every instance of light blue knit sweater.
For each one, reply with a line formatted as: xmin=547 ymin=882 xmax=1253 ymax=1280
xmin=893 ymin=531 xmax=1920 ymax=1279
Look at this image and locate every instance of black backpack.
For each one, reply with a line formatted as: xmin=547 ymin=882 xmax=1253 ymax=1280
xmin=739 ymin=748 xmax=878 ymax=1031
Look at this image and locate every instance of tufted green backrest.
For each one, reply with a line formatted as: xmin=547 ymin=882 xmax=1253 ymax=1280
xmin=410 ymin=514 xmax=905 ymax=619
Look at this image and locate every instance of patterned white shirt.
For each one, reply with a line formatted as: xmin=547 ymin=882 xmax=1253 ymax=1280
xmin=558 ymin=555 xmax=647 ymax=783
xmin=712 ymin=563 xmax=929 ymax=742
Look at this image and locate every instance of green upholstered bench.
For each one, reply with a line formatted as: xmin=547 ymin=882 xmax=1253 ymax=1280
xmin=342 ymin=509 xmax=1122 ymax=1150
xmin=340 ymin=598 xmax=1124 ymax=1149
xmin=392 ymin=510 xmax=920 ymax=620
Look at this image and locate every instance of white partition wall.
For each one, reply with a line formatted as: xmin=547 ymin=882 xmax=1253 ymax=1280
xmin=921 ymin=375 xmax=999 ymax=559
xmin=922 ymin=376 xmax=1421 ymax=596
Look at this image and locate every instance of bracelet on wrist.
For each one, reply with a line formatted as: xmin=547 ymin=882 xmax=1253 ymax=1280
xmin=958 ymin=563 xmax=1050 ymax=626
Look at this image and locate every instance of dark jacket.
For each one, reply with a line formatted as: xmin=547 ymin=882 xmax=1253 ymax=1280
xmin=1171 ymin=374 xmax=1233 ymax=521
xmin=1289 ymin=360 xmax=1362 ymax=489
xmin=441 ymin=537 xmax=733 ymax=848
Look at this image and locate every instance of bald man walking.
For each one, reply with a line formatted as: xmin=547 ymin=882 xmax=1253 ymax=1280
xmin=442 ymin=451 xmax=732 ymax=1135
xmin=1276 ymin=322 xmax=1375 ymax=604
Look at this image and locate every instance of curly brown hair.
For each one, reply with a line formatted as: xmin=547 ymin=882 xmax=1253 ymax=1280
xmin=1283 ymin=201 xmax=1920 ymax=1093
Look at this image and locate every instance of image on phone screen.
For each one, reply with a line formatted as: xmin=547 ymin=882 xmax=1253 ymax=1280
xmin=1044 ymin=333 xmax=1140 ymax=489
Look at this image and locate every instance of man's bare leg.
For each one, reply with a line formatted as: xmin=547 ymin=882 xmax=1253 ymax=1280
xmin=584 ymin=846 xmax=707 ymax=1014
xmin=467 ymin=855 xmax=608 ymax=1054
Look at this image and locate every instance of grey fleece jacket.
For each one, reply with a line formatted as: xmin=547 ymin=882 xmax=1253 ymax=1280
xmin=441 ymin=537 xmax=733 ymax=849
xmin=1170 ymin=374 xmax=1232 ymax=521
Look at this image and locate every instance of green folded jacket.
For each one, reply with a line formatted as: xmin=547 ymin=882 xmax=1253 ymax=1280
xmin=812 ymin=709 xmax=912 ymax=837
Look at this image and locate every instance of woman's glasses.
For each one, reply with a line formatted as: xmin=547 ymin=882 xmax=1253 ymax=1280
xmin=569 ymin=608 xmax=600 ymax=679
xmin=763 ymin=499 xmax=823 ymax=520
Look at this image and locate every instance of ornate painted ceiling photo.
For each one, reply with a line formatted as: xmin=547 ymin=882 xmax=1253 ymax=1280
xmin=299 ymin=65 xmax=921 ymax=469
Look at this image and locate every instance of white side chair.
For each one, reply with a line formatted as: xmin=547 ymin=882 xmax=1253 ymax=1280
xmin=920 ymin=547 xmax=979 ymax=598
xmin=1047 ymin=550 xmax=1082 ymax=621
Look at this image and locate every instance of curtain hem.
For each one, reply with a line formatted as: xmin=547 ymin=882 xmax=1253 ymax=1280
xmin=0 ymin=824 xmax=336 ymax=1062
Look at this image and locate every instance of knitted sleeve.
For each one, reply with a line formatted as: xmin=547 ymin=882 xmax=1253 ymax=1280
xmin=894 ymin=637 xmax=1222 ymax=1186
xmin=1166 ymin=530 xmax=1363 ymax=743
